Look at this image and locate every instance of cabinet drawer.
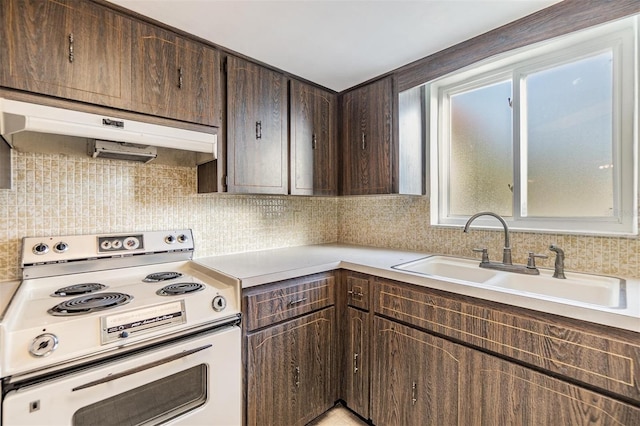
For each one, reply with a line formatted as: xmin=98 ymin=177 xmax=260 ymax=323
xmin=346 ymin=272 xmax=369 ymax=310
xmin=244 ymin=272 xmax=335 ymax=331
xmin=374 ymin=277 xmax=640 ymax=403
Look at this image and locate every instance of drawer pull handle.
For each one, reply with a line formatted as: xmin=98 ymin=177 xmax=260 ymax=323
xmin=347 ymin=289 xmax=364 ymax=299
xmin=353 ymin=353 xmax=359 ymax=374
xmin=294 ymin=366 xmax=300 ymax=387
xmin=288 ymin=297 xmax=308 ymax=307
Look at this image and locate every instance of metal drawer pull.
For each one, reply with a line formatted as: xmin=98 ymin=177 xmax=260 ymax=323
xmin=288 ymin=297 xmax=308 ymax=306
xmin=347 ymin=289 xmax=364 ymax=299
xmin=256 ymin=121 xmax=262 ymax=139
xmin=68 ymin=33 xmax=74 ymax=63
xmin=361 ymin=133 xmax=366 ymax=150
xmin=312 ymin=134 xmax=317 ymax=150
xmin=294 ymin=366 xmax=300 ymax=387
xmin=353 ymin=353 xmax=359 ymax=374
xmin=178 ymin=67 xmax=184 ymax=89
xmin=71 ymin=344 xmax=212 ymax=391
xmin=412 ymin=381 xmax=417 ymax=405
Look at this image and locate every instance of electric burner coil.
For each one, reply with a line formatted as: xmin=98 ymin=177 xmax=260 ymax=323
xmin=51 ymin=283 xmax=107 ymax=297
xmin=143 ymin=272 xmax=183 ymax=283
xmin=48 ymin=292 xmax=133 ymax=316
xmin=157 ymin=282 xmax=204 ymax=296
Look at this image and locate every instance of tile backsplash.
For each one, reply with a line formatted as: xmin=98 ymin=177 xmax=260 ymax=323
xmin=2 ymin=150 xmax=639 ymax=281
xmin=0 ymin=151 xmax=338 ymax=280
xmin=338 ymin=195 xmax=640 ymax=278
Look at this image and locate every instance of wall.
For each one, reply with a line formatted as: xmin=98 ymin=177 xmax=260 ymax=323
xmin=0 ymin=150 xmax=338 ymax=281
xmin=338 ymin=195 xmax=640 ymax=279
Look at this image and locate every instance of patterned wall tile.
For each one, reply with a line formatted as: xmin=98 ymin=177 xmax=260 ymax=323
xmin=0 ymin=151 xmax=338 ymax=280
xmin=337 ymin=195 xmax=640 ymax=278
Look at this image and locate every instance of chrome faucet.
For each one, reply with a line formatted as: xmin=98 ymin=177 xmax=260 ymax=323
xmin=463 ymin=212 xmax=512 ymax=265
xmin=463 ymin=211 xmax=544 ymax=275
xmin=549 ymin=244 xmax=566 ymax=279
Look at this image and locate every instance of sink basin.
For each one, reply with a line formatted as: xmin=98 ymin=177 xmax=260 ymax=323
xmin=393 ymin=255 xmax=626 ymax=309
xmin=490 ymin=271 xmax=626 ymax=308
xmin=392 ymin=256 xmax=498 ymax=283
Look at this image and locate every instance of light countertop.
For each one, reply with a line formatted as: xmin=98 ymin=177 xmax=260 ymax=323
xmin=195 ymin=243 xmax=640 ymax=333
xmin=0 ymin=280 xmax=20 ymax=321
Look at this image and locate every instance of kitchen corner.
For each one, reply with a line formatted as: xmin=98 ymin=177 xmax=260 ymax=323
xmin=195 ymin=243 xmax=640 ymax=333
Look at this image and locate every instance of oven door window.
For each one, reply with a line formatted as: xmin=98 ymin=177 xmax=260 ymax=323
xmin=72 ymin=364 xmax=207 ymax=426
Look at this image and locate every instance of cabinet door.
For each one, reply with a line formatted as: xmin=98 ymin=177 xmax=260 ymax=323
xmin=246 ymin=308 xmax=334 ymax=426
xmin=344 ymin=307 xmax=370 ymax=418
xmin=227 ymin=56 xmax=288 ymax=194
xmin=341 ymin=77 xmax=393 ymax=195
xmin=131 ymin=22 xmax=219 ymax=126
xmin=466 ymin=344 xmax=640 ymax=426
xmin=290 ymin=80 xmax=337 ymax=195
xmin=0 ymin=0 xmax=131 ymax=108
xmin=372 ymin=316 xmax=461 ymax=426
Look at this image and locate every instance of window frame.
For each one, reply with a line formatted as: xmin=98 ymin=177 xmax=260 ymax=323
xmin=428 ymin=17 xmax=638 ymax=236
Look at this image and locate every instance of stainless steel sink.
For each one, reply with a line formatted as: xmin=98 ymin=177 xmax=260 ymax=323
xmin=392 ymin=255 xmax=626 ymax=309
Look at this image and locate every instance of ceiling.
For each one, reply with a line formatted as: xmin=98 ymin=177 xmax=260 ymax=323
xmin=109 ymin=0 xmax=561 ymax=92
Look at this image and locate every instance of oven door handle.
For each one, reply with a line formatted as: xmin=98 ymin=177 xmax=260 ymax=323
xmin=71 ymin=344 xmax=212 ymax=392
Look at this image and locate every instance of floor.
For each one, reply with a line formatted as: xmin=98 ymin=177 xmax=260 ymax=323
xmin=307 ymin=404 xmax=369 ymax=426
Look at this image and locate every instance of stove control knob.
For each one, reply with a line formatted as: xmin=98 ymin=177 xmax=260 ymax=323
xmin=54 ymin=241 xmax=69 ymax=253
xmin=32 ymin=243 xmax=49 ymax=255
xmin=165 ymin=235 xmax=176 ymax=244
xmin=123 ymin=237 xmax=140 ymax=250
xmin=29 ymin=333 xmax=59 ymax=357
xmin=177 ymin=234 xmax=188 ymax=243
xmin=212 ymin=295 xmax=227 ymax=312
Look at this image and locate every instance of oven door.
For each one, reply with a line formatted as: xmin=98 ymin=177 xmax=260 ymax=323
xmin=2 ymin=324 xmax=241 ymax=426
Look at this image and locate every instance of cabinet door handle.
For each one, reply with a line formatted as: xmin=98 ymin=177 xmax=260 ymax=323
xmin=256 ymin=121 xmax=262 ymax=139
xmin=412 ymin=381 xmax=417 ymax=406
xmin=294 ymin=366 xmax=300 ymax=387
xmin=361 ymin=133 xmax=366 ymax=150
xmin=178 ymin=67 xmax=183 ymax=89
xmin=312 ymin=134 xmax=317 ymax=150
xmin=353 ymin=353 xmax=359 ymax=374
xmin=347 ymin=289 xmax=364 ymax=299
xmin=68 ymin=33 xmax=74 ymax=63
xmin=288 ymin=297 xmax=307 ymax=307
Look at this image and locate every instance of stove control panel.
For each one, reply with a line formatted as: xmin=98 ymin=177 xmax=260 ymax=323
xmin=21 ymin=230 xmax=195 ymax=267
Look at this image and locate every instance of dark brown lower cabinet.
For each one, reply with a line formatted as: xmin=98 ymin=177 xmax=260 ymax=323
xmin=344 ymin=307 xmax=370 ymax=418
xmin=372 ymin=316 xmax=461 ymax=425
xmin=372 ymin=316 xmax=640 ymax=426
xmin=246 ymin=308 xmax=334 ymax=426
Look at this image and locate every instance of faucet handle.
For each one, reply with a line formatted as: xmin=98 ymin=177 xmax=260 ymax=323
xmin=527 ymin=252 xmax=548 ymax=269
xmin=472 ymin=248 xmax=490 ymax=264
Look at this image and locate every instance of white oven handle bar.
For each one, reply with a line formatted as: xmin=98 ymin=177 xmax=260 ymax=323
xmin=71 ymin=344 xmax=212 ymax=392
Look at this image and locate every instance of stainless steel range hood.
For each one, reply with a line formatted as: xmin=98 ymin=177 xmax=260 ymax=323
xmin=0 ymin=98 xmax=217 ymax=158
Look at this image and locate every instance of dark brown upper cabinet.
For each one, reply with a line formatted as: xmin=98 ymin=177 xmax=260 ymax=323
xmin=290 ymin=80 xmax=338 ymax=196
xmin=131 ymin=22 xmax=220 ymax=126
xmin=226 ymin=56 xmax=288 ymax=194
xmin=340 ymin=77 xmax=394 ymax=195
xmin=0 ymin=0 xmax=132 ymax=109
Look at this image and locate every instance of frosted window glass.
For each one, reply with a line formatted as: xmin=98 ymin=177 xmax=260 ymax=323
xmin=525 ymin=52 xmax=614 ymax=217
xmin=449 ymin=81 xmax=513 ymax=216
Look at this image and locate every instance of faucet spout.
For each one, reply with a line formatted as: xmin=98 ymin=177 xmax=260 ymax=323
xmin=463 ymin=212 xmax=512 ymax=265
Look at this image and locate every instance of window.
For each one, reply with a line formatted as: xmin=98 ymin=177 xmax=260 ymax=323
xmin=429 ymin=17 xmax=637 ymax=235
